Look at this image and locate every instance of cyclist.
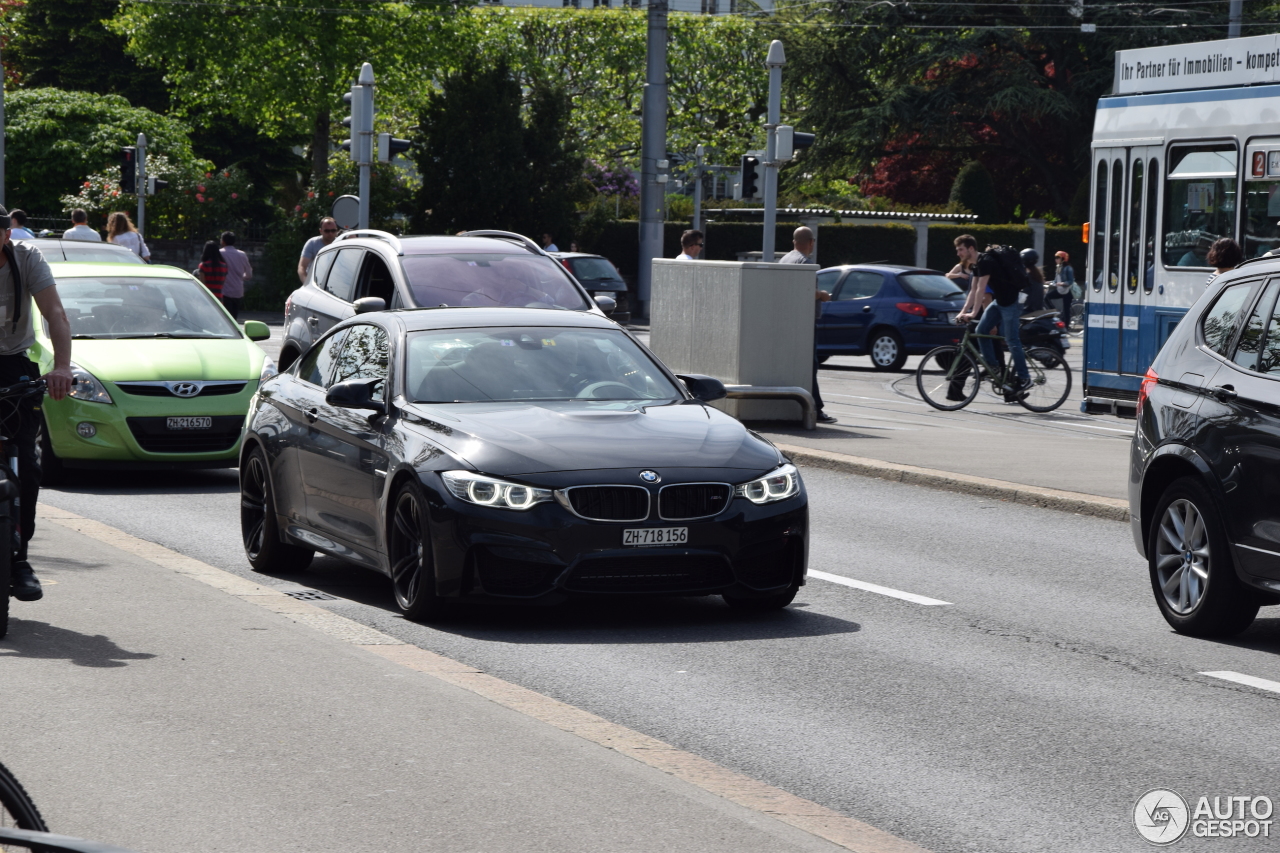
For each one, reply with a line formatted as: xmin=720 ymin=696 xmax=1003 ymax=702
xmin=0 ymin=207 xmax=73 ymax=601
xmin=957 ymin=244 xmax=1031 ymax=401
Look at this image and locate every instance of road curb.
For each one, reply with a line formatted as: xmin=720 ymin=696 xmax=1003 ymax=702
xmin=775 ymin=443 xmax=1130 ymax=522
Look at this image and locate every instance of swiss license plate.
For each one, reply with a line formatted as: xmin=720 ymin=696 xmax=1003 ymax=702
xmin=623 ymin=527 xmax=688 ymax=547
xmin=166 ymin=416 xmax=212 ymax=430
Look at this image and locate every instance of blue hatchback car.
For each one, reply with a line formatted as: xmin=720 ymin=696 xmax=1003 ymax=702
xmin=816 ymin=264 xmax=968 ymax=370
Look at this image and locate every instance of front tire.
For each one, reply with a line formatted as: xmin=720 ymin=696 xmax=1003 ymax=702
xmin=387 ymin=480 xmax=446 ymax=621
xmin=1149 ymin=477 xmax=1258 ymax=637
xmin=917 ymin=346 xmax=979 ymax=411
xmin=37 ymin=420 xmax=66 ymax=487
xmin=868 ymin=329 xmax=908 ymax=371
xmin=241 ymin=446 xmax=314 ymax=573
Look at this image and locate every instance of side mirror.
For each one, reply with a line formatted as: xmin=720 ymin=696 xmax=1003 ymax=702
xmin=594 ymin=294 xmax=617 ymax=315
xmin=677 ymin=374 xmax=727 ymax=403
xmin=326 ymin=378 xmax=387 ymax=415
xmin=242 ymin=320 xmax=271 ymax=341
xmin=353 ymin=296 xmax=386 ymax=315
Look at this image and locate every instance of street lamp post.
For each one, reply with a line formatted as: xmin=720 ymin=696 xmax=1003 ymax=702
xmin=762 ymin=40 xmax=785 ymax=262
xmin=136 ymin=133 xmax=147 ymax=239
xmin=637 ymin=0 xmax=669 ymax=318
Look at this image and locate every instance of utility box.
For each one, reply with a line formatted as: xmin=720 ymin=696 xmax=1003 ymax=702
xmin=648 ymin=259 xmax=817 ymax=422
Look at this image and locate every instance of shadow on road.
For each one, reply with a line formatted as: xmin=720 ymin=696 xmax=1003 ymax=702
xmin=1213 ymin=616 xmax=1280 ymax=654
xmin=47 ymin=469 xmax=239 ymax=497
xmin=0 ymin=620 xmax=156 ymax=667
xmin=743 ymin=421 xmax=887 ymax=441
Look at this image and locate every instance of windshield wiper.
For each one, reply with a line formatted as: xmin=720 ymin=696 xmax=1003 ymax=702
xmin=111 ymin=333 xmax=222 ymax=339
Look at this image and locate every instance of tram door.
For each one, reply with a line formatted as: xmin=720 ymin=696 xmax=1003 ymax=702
xmin=1087 ymin=146 xmax=1160 ymax=374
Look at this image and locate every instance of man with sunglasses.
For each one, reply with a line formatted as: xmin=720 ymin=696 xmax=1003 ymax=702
xmin=675 ymin=230 xmax=704 ymax=260
xmin=297 ymin=217 xmax=340 ymax=283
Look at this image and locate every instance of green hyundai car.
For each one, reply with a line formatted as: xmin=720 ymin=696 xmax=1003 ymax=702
xmin=29 ymin=263 xmax=275 ymax=478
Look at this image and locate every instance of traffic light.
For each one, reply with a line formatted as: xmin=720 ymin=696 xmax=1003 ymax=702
xmin=775 ymin=127 xmax=816 ymax=161
xmin=740 ymin=155 xmax=762 ymax=200
xmin=377 ymin=133 xmax=410 ymax=163
xmin=146 ymin=176 xmax=169 ymax=195
xmin=341 ymin=77 xmax=374 ymax=163
xmin=121 ymin=147 xmax=137 ymax=193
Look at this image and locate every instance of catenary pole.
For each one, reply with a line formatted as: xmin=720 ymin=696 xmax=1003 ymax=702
xmin=692 ymin=144 xmax=704 ymax=233
xmin=637 ymin=0 xmax=668 ymax=317
xmin=1228 ymin=0 xmax=1243 ymax=37
xmin=762 ymin=40 xmax=785 ymax=262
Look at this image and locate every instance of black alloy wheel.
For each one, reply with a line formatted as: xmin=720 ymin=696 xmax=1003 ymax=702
xmin=869 ymin=329 xmax=908 ymax=371
xmin=1148 ymin=476 xmax=1259 ymax=637
xmin=241 ymin=446 xmax=314 ymax=573
xmin=388 ymin=481 xmax=445 ymax=621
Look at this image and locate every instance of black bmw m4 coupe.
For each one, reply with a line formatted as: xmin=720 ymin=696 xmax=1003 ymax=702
xmin=239 ymin=307 xmax=808 ymax=620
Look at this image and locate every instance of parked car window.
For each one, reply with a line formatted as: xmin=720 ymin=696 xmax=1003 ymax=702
xmin=816 ymin=270 xmax=842 ymax=295
xmin=55 ymin=275 xmax=240 ymax=339
xmin=297 ymin=329 xmax=350 ymax=388
xmin=407 ymin=327 xmax=680 ymax=403
xmin=898 ymin=273 xmax=965 ymax=300
xmin=568 ymin=257 xmax=624 ymax=282
xmin=1231 ymin=282 xmax=1279 ymax=371
xmin=400 ymin=253 xmax=589 ymax=311
xmin=331 ymin=324 xmax=390 ymax=401
xmin=836 ymin=272 xmax=882 ymax=301
xmin=325 ymin=249 xmax=362 ymax=302
xmin=1201 ymin=282 xmax=1254 ymax=356
xmin=312 ymin=249 xmax=338 ymax=289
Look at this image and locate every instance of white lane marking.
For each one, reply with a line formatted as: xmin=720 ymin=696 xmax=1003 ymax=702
xmin=809 ymin=570 xmax=951 ymax=606
xmin=1058 ymin=422 xmax=1134 ymax=433
xmin=1200 ymin=671 xmax=1280 ymax=695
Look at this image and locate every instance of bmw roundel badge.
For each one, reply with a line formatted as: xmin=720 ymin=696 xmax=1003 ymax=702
xmin=639 ymin=470 xmax=660 ymax=484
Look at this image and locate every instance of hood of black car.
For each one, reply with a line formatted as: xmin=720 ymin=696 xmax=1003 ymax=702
xmin=400 ymin=399 xmax=782 ymax=475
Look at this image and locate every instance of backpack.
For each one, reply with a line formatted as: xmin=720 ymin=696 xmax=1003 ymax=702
xmin=981 ymin=245 xmax=1030 ymax=306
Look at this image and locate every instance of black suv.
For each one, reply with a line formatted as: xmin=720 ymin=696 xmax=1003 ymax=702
xmin=1131 ymin=258 xmax=1280 ymax=636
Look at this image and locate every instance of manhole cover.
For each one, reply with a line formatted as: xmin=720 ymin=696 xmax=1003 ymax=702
xmin=282 ymin=589 xmax=337 ymax=601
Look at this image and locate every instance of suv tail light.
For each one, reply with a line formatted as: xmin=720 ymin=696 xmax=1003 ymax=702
xmin=896 ymin=302 xmax=928 ymax=317
xmin=1137 ymin=367 xmax=1158 ymax=415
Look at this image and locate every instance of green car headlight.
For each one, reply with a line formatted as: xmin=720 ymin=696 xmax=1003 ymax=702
xmin=68 ymin=364 xmax=113 ymax=404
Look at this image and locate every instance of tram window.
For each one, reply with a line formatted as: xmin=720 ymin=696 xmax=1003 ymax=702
xmin=1243 ymin=179 xmax=1280 ymax=259
xmin=1093 ymin=160 xmax=1107 ymax=292
xmin=1164 ymin=144 xmax=1237 ymax=268
xmin=1127 ymin=160 xmax=1143 ymax=293
xmin=1143 ymin=159 xmax=1158 ymax=291
xmin=1108 ymin=159 xmax=1123 ymax=291
xmin=1201 ymin=281 xmax=1252 ymax=357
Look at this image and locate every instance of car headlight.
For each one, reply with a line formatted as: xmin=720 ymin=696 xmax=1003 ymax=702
xmin=260 ymin=356 xmax=278 ymax=383
xmin=68 ymin=364 xmax=113 ymax=404
xmin=735 ymin=463 xmax=800 ymax=504
xmin=441 ymin=471 xmax=552 ymax=511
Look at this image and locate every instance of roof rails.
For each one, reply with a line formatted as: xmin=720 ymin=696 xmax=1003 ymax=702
xmin=460 ymin=230 xmax=545 ymax=256
xmin=337 ymin=229 xmax=404 ymax=255
xmin=1234 ymin=253 xmax=1278 ymax=271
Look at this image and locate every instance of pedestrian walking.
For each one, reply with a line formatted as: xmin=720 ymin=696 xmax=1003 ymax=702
xmin=7 ymin=210 xmax=34 ymax=241
xmin=1050 ymin=251 xmax=1075 ymax=329
xmin=297 ymin=217 xmax=339 ymax=283
xmin=220 ymin=231 xmax=252 ymax=319
xmin=105 ymin=211 xmax=150 ymax=261
xmin=675 ymin=230 xmax=703 ymax=260
xmin=62 ymin=209 xmax=101 ymax=242
xmin=1205 ymin=237 xmax=1243 ymax=286
xmin=197 ymin=240 xmax=228 ymax=302
xmin=778 ymin=226 xmax=837 ymax=425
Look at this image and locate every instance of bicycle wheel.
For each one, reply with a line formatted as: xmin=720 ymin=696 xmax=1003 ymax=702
xmin=1019 ymin=347 xmax=1072 ymax=412
xmin=917 ymin=346 xmax=980 ymax=411
xmin=1069 ymin=301 xmax=1085 ymax=332
xmin=0 ymin=760 xmax=47 ymax=842
xmin=0 ymin=516 xmax=9 ymax=641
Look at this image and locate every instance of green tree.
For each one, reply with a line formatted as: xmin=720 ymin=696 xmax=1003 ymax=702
xmin=6 ymin=88 xmax=200 ymax=213
xmin=9 ymin=0 xmax=170 ymax=113
xmin=949 ymin=161 xmax=997 ymax=223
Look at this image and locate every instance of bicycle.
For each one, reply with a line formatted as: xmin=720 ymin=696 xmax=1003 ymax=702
xmin=0 ymin=378 xmax=48 ymax=641
xmin=916 ymin=322 xmax=1072 ymax=413
xmin=0 ymin=759 xmax=48 ymax=846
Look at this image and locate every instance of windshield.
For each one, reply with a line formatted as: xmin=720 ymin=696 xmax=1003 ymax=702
xmin=407 ymin=327 xmax=680 ymax=403
xmin=56 ymin=276 xmax=241 ymax=339
xmin=401 ymin=253 xmax=590 ymax=311
xmin=568 ymin=257 xmax=623 ymax=282
xmin=898 ymin=273 xmax=965 ymax=300
xmin=53 ymin=245 xmax=146 ymax=265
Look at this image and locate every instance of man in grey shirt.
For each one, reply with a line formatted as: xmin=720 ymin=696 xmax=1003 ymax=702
xmin=0 ymin=207 xmax=73 ymax=601
xmin=297 ymin=218 xmax=339 ymax=283
xmin=778 ymin=226 xmax=836 ymax=424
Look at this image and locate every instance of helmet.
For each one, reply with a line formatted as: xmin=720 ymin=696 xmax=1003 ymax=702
xmin=1020 ymin=248 xmax=1039 ymax=267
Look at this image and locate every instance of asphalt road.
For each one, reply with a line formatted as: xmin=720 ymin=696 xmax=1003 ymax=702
xmin=35 ymin=461 xmax=1280 ymax=853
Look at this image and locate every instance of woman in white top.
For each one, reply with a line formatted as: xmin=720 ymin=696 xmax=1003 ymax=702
xmin=105 ymin=211 xmax=150 ymax=261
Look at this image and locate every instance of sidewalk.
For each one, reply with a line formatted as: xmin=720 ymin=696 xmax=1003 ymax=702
xmin=0 ymin=510 xmax=901 ymax=853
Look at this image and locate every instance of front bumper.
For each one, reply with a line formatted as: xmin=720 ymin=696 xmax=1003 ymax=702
xmin=423 ymin=477 xmax=808 ymax=601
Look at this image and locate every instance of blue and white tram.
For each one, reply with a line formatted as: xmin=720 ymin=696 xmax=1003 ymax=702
xmin=1084 ymin=33 xmax=1280 ymax=417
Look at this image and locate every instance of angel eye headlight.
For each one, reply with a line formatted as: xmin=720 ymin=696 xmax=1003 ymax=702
xmin=442 ymin=471 xmax=552 ymax=511
xmin=735 ymin=463 xmax=800 ymax=505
